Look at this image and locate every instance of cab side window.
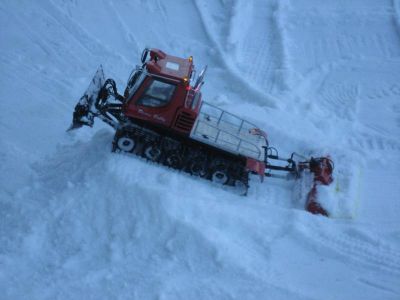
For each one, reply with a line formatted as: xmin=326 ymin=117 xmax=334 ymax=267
xmin=137 ymin=79 xmax=176 ymax=108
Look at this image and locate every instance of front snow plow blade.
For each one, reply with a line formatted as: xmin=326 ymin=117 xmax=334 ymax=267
xmin=67 ymin=66 xmax=125 ymax=131
xmin=67 ymin=66 xmax=106 ymax=131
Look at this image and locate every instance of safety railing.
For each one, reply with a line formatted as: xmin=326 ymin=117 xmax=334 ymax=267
xmin=190 ymin=102 xmax=265 ymax=160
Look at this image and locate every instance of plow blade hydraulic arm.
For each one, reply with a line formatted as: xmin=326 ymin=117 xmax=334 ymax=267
xmin=67 ymin=66 xmax=124 ymax=132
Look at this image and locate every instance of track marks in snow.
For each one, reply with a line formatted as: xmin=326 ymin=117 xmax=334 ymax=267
xmin=320 ymin=83 xmax=360 ymax=121
xmin=392 ymin=0 xmax=400 ymax=40
xmin=347 ymin=135 xmax=400 ymax=156
xmin=366 ymin=83 xmax=400 ymax=137
xmin=394 ymin=103 xmax=400 ymax=129
xmin=357 ymin=277 xmax=400 ymax=296
xmin=229 ymin=0 xmax=288 ymax=93
xmin=298 ymin=225 xmax=400 ymax=276
xmin=192 ymin=0 xmax=279 ymax=107
xmin=285 ymin=4 xmax=400 ymax=76
xmin=290 ymin=58 xmax=400 ymax=160
xmin=367 ymin=83 xmax=400 ymax=100
xmin=42 ymin=0 xmax=130 ymax=64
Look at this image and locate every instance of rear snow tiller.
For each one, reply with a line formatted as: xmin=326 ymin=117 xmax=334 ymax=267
xmin=68 ymin=48 xmax=334 ymax=216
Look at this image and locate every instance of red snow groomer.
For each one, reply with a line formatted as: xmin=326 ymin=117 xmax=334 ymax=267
xmin=69 ymin=48 xmax=334 ymax=216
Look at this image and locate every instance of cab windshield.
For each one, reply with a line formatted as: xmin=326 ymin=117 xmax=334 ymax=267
xmin=137 ymin=78 xmax=176 ymax=108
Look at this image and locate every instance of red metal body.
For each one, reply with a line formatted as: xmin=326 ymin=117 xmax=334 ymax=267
xmin=246 ymin=157 xmax=266 ymax=180
xmin=123 ymin=49 xmax=201 ymax=135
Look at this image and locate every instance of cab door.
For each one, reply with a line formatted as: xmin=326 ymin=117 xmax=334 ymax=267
xmin=124 ymin=76 xmax=181 ymax=127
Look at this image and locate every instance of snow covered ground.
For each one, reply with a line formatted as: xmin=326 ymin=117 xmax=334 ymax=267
xmin=1 ymin=0 xmax=400 ymax=299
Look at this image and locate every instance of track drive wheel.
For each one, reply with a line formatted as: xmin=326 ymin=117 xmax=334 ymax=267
xmin=143 ymin=143 xmax=162 ymax=162
xmin=164 ymin=152 xmax=183 ymax=169
xmin=188 ymin=156 xmax=207 ymax=177
xmin=211 ymin=165 xmax=230 ymax=185
xmin=115 ymin=132 xmax=136 ymax=153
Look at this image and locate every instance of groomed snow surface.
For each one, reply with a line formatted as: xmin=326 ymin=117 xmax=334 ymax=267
xmin=1 ymin=0 xmax=400 ymax=299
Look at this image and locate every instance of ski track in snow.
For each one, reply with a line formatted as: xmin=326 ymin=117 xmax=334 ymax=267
xmin=1 ymin=0 xmax=400 ymax=299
